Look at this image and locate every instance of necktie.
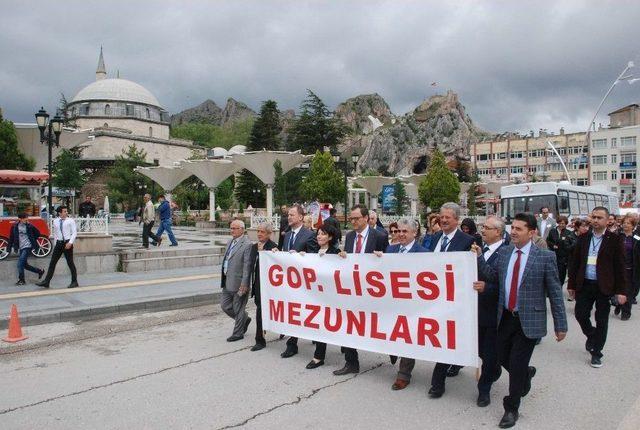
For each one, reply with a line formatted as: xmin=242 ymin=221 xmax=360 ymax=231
xmin=440 ymin=235 xmax=450 ymax=252
xmin=288 ymin=232 xmax=296 ymax=251
xmin=482 ymin=245 xmax=490 ymax=254
xmin=223 ymin=239 xmax=236 ymax=274
xmin=355 ymin=233 xmax=363 ymax=253
xmin=60 ymin=219 xmax=65 ymax=241
xmin=399 ymin=246 xmax=407 ymax=253
xmin=508 ymin=250 xmax=523 ymax=311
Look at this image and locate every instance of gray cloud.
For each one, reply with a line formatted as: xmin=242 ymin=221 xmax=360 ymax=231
xmin=1 ymin=0 xmax=639 ymax=135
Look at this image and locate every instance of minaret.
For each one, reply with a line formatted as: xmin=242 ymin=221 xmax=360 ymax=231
xmin=96 ymin=46 xmax=106 ymax=81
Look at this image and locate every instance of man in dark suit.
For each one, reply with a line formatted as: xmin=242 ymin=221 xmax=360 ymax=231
xmin=475 ymin=215 xmax=507 ymax=407
xmin=280 ymin=204 xmax=319 ymax=358
xmin=368 ymin=210 xmax=389 ymax=244
xmin=546 ymin=215 xmax=576 ymax=286
xmin=385 ymin=218 xmax=428 ymax=391
xmin=323 ymin=207 xmax=342 ymax=243
xmin=475 ymin=212 xmax=567 ymax=428
xmin=427 ymin=202 xmax=475 ymax=398
xmin=568 ymin=206 xmax=627 ymax=368
xmin=333 ymin=204 xmax=388 ymax=376
xmin=277 ymin=205 xmax=289 ymax=250
xmin=249 ymin=222 xmax=277 ymax=351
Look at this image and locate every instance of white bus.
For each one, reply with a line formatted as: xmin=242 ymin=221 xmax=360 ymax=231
xmin=500 ymin=181 xmax=619 ymax=224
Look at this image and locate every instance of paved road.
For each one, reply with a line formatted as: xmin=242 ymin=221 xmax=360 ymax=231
xmin=1 ymin=300 xmax=639 ymax=430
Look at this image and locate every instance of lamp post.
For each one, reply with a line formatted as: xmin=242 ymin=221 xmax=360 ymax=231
xmin=35 ymin=107 xmax=63 ymax=216
xmin=330 ymin=148 xmax=360 ymax=229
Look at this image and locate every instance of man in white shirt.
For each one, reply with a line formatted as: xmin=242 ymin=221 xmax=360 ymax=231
xmin=36 ymin=206 xmax=79 ymax=289
xmin=536 ymin=207 xmax=556 ymax=240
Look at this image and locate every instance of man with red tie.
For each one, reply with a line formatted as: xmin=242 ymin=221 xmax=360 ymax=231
xmin=474 ymin=212 xmax=567 ymax=428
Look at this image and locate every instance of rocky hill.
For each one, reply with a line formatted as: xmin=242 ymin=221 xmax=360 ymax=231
xmin=335 ymin=93 xmax=393 ymax=134
xmin=171 ymin=98 xmax=256 ymax=127
xmin=341 ymin=90 xmax=491 ymax=175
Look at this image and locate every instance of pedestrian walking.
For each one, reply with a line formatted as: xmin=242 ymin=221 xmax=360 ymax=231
xmin=8 ymin=213 xmax=44 ymax=285
xmin=36 ymin=206 xmax=79 ymax=289
xmin=141 ymin=193 xmax=160 ymax=248
xmin=154 ymin=195 xmax=178 ymax=247
xmin=249 ymin=222 xmax=277 ymax=351
xmin=614 ymin=214 xmax=640 ymax=320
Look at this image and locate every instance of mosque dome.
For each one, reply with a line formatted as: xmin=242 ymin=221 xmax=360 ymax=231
xmin=71 ymin=78 xmax=162 ymax=108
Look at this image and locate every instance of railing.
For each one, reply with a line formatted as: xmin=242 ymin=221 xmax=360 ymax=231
xmin=48 ymin=216 xmax=110 ymax=236
xmin=250 ymin=214 xmax=281 ymax=229
xmin=378 ymin=215 xmax=420 ymax=227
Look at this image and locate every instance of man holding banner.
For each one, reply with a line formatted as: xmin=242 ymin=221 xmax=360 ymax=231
xmin=474 ymin=212 xmax=567 ymax=429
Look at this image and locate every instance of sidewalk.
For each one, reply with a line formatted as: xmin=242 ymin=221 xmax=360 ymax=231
xmin=0 ymin=266 xmax=222 ymax=329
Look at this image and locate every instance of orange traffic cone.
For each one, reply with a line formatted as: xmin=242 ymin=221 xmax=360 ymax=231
xmin=3 ymin=304 xmax=28 ymax=343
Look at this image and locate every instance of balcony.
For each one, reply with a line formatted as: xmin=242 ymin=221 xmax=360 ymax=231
xmin=620 ymin=179 xmax=634 ymax=185
xmin=620 ymin=161 xmax=637 ymax=169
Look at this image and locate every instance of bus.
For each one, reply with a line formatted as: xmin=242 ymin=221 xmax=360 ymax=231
xmin=500 ymin=181 xmax=619 ymax=225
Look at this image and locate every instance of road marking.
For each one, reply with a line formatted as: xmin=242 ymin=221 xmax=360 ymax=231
xmin=0 ymin=273 xmax=220 ymax=300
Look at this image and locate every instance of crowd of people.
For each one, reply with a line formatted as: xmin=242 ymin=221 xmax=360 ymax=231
xmin=219 ymin=202 xmax=639 ymax=429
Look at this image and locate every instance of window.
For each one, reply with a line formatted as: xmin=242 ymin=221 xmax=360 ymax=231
xmin=592 ymin=171 xmax=607 ymax=181
xmin=528 ymin=149 xmax=545 ymax=158
xmin=611 ymin=137 xmax=617 ymax=148
xmin=612 ymin=171 xmax=618 ymax=180
xmin=621 ymin=170 xmax=636 ymax=180
xmin=558 ymin=190 xmax=570 ymax=215
xmin=620 ymin=153 xmax=636 ymax=163
xmin=476 ymin=154 xmax=490 ymax=161
xmin=149 ymin=127 xmax=153 ymax=137
xmin=495 ymin=168 xmax=507 ymax=176
xmin=104 ymin=104 xmax=111 ymax=115
xmin=611 ymin=154 xmax=617 ymax=163
xmin=146 ymin=108 xmax=150 ymax=119
xmin=578 ymin=192 xmax=588 ymax=214
xmin=568 ymin=191 xmax=579 ymax=214
xmin=494 ymin=152 xmax=507 ymax=160
xmin=126 ymin=104 xmax=134 ymax=116
xmin=592 ymin=155 xmax=607 ymax=165
xmin=592 ymin=139 xmax=607 ymax=149
xmin=576 ymin=179 xmax=588 ymax=186
xmin=511 ymin=166 xmax=524 ymax=174
xmin=81 ymin=103 xmax=90 ymax=115
xmin=70 ymin=107 xmax=76 ymax=117
xmin=621 ymin=136 xmax=637 ymax=147
xmin=510 ymin=151 xmax=524 ymax=159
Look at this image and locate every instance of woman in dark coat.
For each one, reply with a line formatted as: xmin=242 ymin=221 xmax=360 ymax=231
xmin=615 ymin=215 xmax=640 ymax=320
xmin=460 ymin=218 xmax=483 ymax=247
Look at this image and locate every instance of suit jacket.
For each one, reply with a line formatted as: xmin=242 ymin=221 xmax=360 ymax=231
xmin=221 ymin=235 xmax=253 ymax=292
xmin=478 ymin=243 xmax=568 ymax=339
xmin=427 ymin=229 xmax=475 ymax=252
xmin=546 ymin=227 xmax=576 ymax=263
xmin=537 ymin=217 xmax=557 ymax=240
xmin=282 ymin=226 xmax=318 ymax=253
xmin=250 ymin=239 xmax=277 ymax=297
xmin=9 ymin=222 xmax=40 ymax=252
xmin=344 ymin=227 xmax=387 ymax=254
xmin=625 ymin=234 xmax=640 ymax=291
xmin=386 ymin=241 xmax=428 ymax=254
xmin=568 ymin=230 xmax=627 ymax=296
xmin=478 ymin=242 xmax=506 ymax=328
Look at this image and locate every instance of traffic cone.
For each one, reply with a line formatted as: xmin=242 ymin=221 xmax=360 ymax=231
xmin=3 ymin=304 xmax=28 ymax=343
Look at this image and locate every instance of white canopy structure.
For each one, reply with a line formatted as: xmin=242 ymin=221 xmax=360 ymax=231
xmin=353 ymin=176 xmax=396 ymax=211
xmin=180 ymin=159 xmax=241 ymax=221
xmin=399 ymin=174 xmax=426 ymax=216
xmin=135 ymin=166 xmax=193 ymax=202
xmin=231 ymin=150 xmax=308 ymax=216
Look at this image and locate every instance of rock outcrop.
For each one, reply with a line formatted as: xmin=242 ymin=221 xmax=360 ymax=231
xmin=170 ymin=99 xmax=222 ymax=126
xmin=335 ymin=93 xmax=393 ymax=135
xmin=220 ymin=98 xmax=257 ymax=126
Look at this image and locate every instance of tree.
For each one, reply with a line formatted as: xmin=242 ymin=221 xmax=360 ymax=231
xmin=215 ymin=177 xmax=234 ymax=210
xmin=393 ymin=178 xmax=407 ymax=216
xmin=106 ymin=144 xmax=152 ymax=210
xmin=418 ymin=149 xmax=461 ymax=211
xmin=59 ymin=93 xmax=76 ymax=128
xmin=0 ymin=113 xmax=35 ymax=171
xmin=299 ymin=151 xmax=345 ymax=203
xmin=288 ymin=90 xmax=350 ymax=154
xmin=235 ymin=100 xmax=282 ymax=207
xmin=467 ymin=183 xmax=478 ymax=216
xmin=170 ymin=118 xmax=255 ymax=148
xmin=454 ymin=160 xmax=472 ymax=182
xmin=51 ymin=148 xmax=86 ymax=193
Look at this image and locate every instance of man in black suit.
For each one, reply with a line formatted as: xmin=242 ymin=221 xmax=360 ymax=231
xmin=249 ymin=222 xmax=277 ymax=351
xmin=427 ymin=202 xmax=475 ymax=398
xmin=333 ymin=204 xmax=387 ymax=376
xmin=546 ymin=215 xmax=576 ymax=286
xmin=368 ymin=210 xmax=389 ymax=244
xmin=277 ymin=205 xmax=289 ymax=250
xmin=475 ymin=215 xmax=507 ymax=407
xmin=280 ymin=204 xmax=319 ymax=358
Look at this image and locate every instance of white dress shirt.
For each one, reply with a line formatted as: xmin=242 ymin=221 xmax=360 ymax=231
xmin=483 ymin=239 xmax=503 ymax=261
xmin=399 ymin=240 xmax=415 ymax=253
xmin=434 ymin=230 xmax=457 ymax=253
xmin=352 ymin=226 xmax=370 ymax=254
xmin=287 ymin=225 xmax=302 ymax=250
xmin=505 ymin=240 xmax=533 ymax=311
xmin=53 ymin=217 xmax=78 ymax=244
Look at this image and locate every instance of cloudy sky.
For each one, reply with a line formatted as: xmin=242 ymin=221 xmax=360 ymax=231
xmin=1 ymin=1 xmax=639 ymax=135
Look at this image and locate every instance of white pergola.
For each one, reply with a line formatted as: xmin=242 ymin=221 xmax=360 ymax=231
xmin=180 ymin=159 xmax=241 ymax=221
xmin=353 ymin=176 xmax=396 ymax=211
xmin=231 ymin=150 xmax=308 ymax=216
xmin=134 ymin=166 xmax=193 ymax=203
xmin=399 ymin=173 xmax=426 ymax=216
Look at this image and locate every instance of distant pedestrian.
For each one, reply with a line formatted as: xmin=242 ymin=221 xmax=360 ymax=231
xmin=154 ymin=195 xmax=178 ymax=247
xmin=36 ymin=206 xmax=79 ymax=289
xmin=8 ymin=213 xmax=44 ymax=285
xmin=141 ymin=193 xmax=160 ymax=248
xmin=78 ymin=196 xmax=96 ymax=218
xmin=277 ymin=205 xmax=289 ymax=250
xmin=220 ymin=220 xmax=253 ymax=342
xmin=323 ymin=207 xmax=342 ymax=243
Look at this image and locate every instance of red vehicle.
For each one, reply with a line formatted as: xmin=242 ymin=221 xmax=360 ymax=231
xmin=0 ymin=170 xmax=53 ymax=260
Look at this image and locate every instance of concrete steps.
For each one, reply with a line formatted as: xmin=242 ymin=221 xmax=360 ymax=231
xmin=120 ymin=246 xmax=224 ymax=273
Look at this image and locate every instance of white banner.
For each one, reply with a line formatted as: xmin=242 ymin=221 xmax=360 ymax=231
xmin=259 ymin=251 xmax=479 ymax=367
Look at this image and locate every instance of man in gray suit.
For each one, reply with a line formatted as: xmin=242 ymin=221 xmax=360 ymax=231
xmin=536 ymin=206 xmax=557 ymax=240
xmin=221 ymin=219 xmax=253 ymax=342
xmin=474 ymin=212 xmax=567 ymax=429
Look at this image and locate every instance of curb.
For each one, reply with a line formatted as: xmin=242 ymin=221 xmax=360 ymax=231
xmin=0 ymin=291 xmax=223 ymax=330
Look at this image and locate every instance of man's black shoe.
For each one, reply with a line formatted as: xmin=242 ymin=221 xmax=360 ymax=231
xmin=477 ymin=393 xmax=490 ymax=407
xmin=281 ymin=346 xmax=298 ymax=358
xmin=306 ymin=360 xmax=324 ymax=369
xmin=428 ymin=386 xmax=445 ymax=398
xmin=169 ymin=243 xmax=178 ymax=247
xmin=250 ymin=343 xmax=266 ymax=352
xmin=614 ymin=305 xmax=621 ymax=316
xmin=590 ymin=356 xmax=603 ymax=368
xmin=67 ymin=282 xmax=79 ymax=289
xmin=333 ymin=364 xmax=359 ymax=375
xmin=498 ymin=410 xmax=519 ymax=428
xmin=35 ymin=281 xmax=49 ymax=288
xmin=38 ymin=269 xmax=45 ymax=279
xmin=390 ymin=355 xmax=398 ymax=365
xmin=621 ymin=314 xmax=631 ymax=321
xmin=226 ymin=335 xmax=243 ymax=342
xmin=243 ymin=317 xmax=252 ymax=334
xmin=446 ymin=365 xmax=462 ymax=377
xmin=15 ymin=280 xmax=25 ymax=286
xmin=522 ymin=366 xmax=536 ymax=396
xmin=279 ymin=334 xmax=285 ymax=339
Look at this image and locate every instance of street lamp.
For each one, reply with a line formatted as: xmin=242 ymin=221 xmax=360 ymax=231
xmin=330 ymin=148 xmax=360 ymax=228
xmin=35 ymin=107 xmax=63 ymax=216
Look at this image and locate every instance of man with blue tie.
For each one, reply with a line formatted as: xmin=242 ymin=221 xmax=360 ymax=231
xmin=36 ymin=206 xmax=79 ymax=289
xmin=474 ymin=212 xmax=567 ymax=428
xmin=279 ymin=204 xmax=319 ymax=358
xmin=386 ymin=218 xmax=428 ymax=391
xmin=427 ymin=202 xmax=475 ymax=398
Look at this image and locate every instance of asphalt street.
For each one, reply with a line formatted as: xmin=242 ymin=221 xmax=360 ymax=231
xmin=1 ymin=299 xmax=639 ymax=430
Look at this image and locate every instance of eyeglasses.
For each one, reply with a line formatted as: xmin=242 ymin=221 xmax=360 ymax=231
xmin=481 ymin=225 xmax=497 ymax=230
xmin=397 ymin=229 xmax=409 ymax=234
xmin=230 ymin=227 xmax=242 ymax=230
xmin=390 ymin=230 xmax=399 ymax=234
xmin=348 ymin=216 xmax=362 ymax=221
